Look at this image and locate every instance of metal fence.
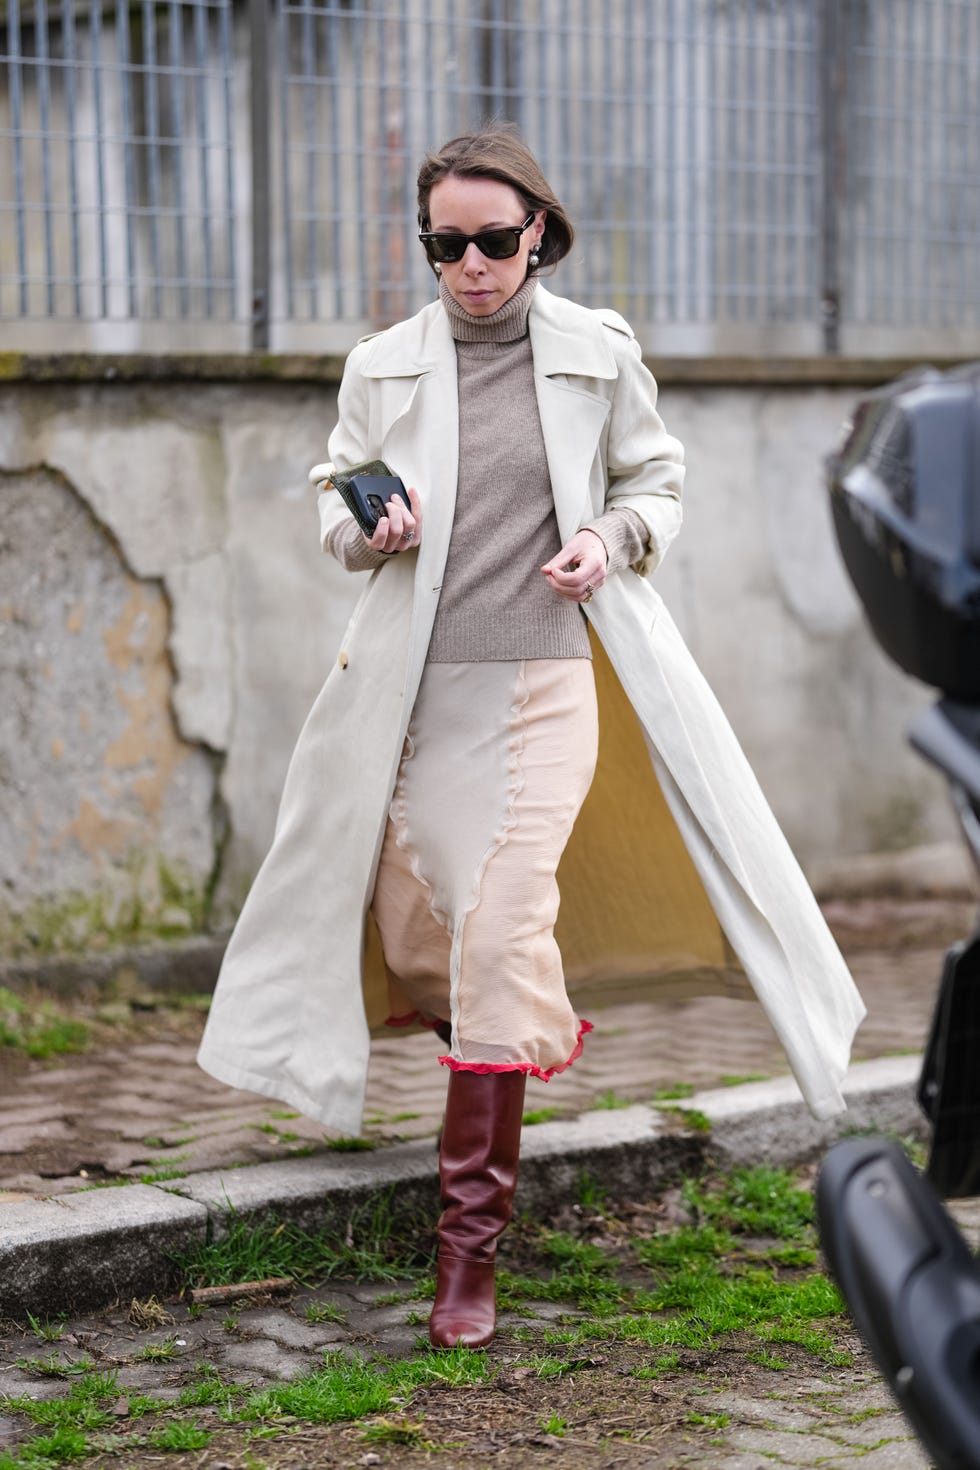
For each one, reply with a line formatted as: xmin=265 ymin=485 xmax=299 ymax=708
xmin=2 ymin=0 xmax=979 ymax=357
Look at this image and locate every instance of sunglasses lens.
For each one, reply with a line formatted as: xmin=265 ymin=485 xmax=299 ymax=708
xmin=478 ymin=230 xmax=520 ymax=260
xmin=423 ymin=235 xmax=464 ymax=263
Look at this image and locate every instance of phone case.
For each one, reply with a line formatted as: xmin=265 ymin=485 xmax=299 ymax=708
xmin=328 ymin=459 xmax=409 ymax=536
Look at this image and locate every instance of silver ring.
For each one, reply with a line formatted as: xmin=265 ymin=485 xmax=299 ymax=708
xmin=582 ymin=582 xmax=594 ymax=603
xmin=400 ymin=529 xmax=415 ymax=543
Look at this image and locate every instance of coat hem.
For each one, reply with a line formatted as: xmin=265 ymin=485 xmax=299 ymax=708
xmin=196 ymin=1043 xmax=365 ymax=1136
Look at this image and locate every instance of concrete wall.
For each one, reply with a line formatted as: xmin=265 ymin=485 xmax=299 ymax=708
xmin=0 ymin=368 xmax=953 ymax=955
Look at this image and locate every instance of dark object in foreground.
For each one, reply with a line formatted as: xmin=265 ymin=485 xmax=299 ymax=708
xmin=817 ymin=1137 xmax=980 ymax=1470
xmin=819 ymin=363 xmax=980 ymax=1468
xmin=827 ymin=363 xmax=980 ymax=701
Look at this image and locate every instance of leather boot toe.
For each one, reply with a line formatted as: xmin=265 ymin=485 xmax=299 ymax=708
xmin=429 ymin=1255 xmax=496 ymax=1349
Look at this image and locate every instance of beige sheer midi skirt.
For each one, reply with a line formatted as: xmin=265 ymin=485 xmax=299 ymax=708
xmin=371 ymin=657 xmax=598 ymax=1077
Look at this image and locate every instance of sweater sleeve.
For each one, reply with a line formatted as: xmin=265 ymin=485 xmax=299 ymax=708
xmin=582 ymin=507 xmax=649 ymax=575
xmin=319 ymin=498 xmax=391 ymax=572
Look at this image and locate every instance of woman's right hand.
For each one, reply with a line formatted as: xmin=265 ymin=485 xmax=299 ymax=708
xmin=367 ymin=484 xmax=422 ymax=555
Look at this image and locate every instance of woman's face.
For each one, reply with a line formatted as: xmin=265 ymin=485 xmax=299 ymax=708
xmin=426 ymin=175 xmax=545 ymax=317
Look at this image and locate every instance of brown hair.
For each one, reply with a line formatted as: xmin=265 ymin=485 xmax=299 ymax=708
xmin=416 ymin=123 xmax=574 ymax=273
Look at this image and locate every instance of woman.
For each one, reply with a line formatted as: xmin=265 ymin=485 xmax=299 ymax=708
xmin=198 ymin=127 xmax=865 ymax=1350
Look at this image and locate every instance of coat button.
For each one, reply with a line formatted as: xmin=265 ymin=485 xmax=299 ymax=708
xmin=338 ymin=651 xmax=349 ymax=669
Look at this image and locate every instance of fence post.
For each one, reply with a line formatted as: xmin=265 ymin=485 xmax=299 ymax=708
xmin=250 ymin=0 xmax=271 ymax=351
xmin=819 ymin=0 xmax=847 ymax=355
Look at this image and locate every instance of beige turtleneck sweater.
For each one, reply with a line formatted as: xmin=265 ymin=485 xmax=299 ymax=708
xmin=325 ymin=276 xmax=649 ymax=661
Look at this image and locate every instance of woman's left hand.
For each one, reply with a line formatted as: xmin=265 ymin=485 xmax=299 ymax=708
xmin=541 ymin=529 xmax=608 ymax=604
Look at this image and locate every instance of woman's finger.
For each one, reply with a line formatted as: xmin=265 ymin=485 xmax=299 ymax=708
xmin=365 ymin=485 xmax=421 ymax=554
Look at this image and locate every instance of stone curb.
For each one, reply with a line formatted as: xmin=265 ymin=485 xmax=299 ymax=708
xmin=809 ymin=841 xmax=975 ymax=902
xmin=0 ymin=934 xmax=229 ymax=1001
xmin=0 ymin=1057 xmax=926 ymax=1321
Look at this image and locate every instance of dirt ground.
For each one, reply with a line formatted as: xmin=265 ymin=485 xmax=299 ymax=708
xmin=1 ymin=1181 xmax=927 ymax=1470
xmin=74 ymin=1341 xmax=873 ymax=1470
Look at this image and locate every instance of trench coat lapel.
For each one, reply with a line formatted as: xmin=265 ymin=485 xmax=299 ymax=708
xmin=530 ymin=288 xmax=616 ymax=543
xmin=361 ymin=303 xmax=460 ymax=692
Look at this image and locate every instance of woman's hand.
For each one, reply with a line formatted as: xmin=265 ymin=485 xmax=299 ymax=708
xmin=541 ymin=529 xmax=608 ymax=604
xmin=367 ymin=485 xmax=422 ymax=555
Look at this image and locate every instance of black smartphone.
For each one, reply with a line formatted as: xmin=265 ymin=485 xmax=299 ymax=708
xmin=347 ymin=472 xmax=411 ymax=535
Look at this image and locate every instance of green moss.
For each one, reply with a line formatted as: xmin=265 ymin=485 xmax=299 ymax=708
xmin=0 ymin=988 xmax=89 ymax=1058
xmin=865 ymin=793 xmax=926 ymax=853
xmin=0 ymin=857 xmax=211 ymax=958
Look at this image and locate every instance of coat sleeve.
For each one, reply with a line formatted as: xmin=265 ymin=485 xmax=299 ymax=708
xmin=315 ymin=340 xmax=391 ymax=573
xmin=597 ymin=324 xmax=686 ymax=577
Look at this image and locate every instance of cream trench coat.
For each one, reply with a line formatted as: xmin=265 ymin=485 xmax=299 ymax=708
xmin=197 ymin=286 xmax=865 ymax=1132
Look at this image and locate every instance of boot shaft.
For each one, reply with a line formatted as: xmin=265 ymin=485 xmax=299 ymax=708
xmin=437 ymin=1067 xmax=527 ymax=1261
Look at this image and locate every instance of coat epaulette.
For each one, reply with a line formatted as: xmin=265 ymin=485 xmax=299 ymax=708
xmin=594 ymin=307 xmax=635 ymax=340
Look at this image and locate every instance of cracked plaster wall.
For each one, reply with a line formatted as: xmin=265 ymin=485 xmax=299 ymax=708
xmin=0 ymin=379 xmax=952 ymax=954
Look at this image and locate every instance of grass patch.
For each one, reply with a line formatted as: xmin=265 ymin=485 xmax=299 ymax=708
xmin=136 ymin=1336 xmax=180 ymax=1363
xmin=660 ymin=1105 xmax=711 ymax=1132
xmin=575 ymin=1170 xmax=608 ymax=1210
xmin=233 ymin=1347 xmax=492 ymax=1428
xmin=143 ymin=1420 xmax=213 ymax=1451
xmin=633 ymin=1351 xmax=681 ymax=1378
xmin=0 ymin=987 xmax=89 ymax=1058
xmin=522 ymin=1107 xmax=560 ymax=1125
xmin=25 ymin=1312 xmax=66 ymax=1343
xmin=360 ymin=1416 xmax=435 ymax=1448
xmin=684 ymin=1165 xmax=815 ymax=1239
xmin=175 ymin=1193 xmax=433 ymax=1291
xmin=652 ymin=1082 xmax=695 ymax=1100
xmin=305 ymin=1300 xmax=346 ymax=1325
xmin=497 ymin=1235 xmax=628 ymax=1318
xmin=138 ymin=1158 xmax=189 ymax=1185
xmin=500 ymin=1165 xmax=847 ymax=1369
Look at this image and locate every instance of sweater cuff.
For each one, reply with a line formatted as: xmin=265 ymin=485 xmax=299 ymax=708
xmin=324 ymin=512 xmax=390 ymax=572
xmin=583 ymin=508 xmax=649 ymax=575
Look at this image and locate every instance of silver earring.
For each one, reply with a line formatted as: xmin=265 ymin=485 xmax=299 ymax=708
xmin=528 ymin=247 xmax=540 ymax=269
xmin=434 ymin=262 xmax=442 ymax=273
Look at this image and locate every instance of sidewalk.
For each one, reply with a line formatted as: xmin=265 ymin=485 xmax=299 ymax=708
xmin=0 ymin=895 xmax=965 ymax=1203
xmin=0 ymin=892 xmax=974 ymax=1321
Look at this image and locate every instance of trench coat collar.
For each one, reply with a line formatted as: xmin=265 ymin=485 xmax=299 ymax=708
xmin=358 ymin=283 xmax=621 ymax=383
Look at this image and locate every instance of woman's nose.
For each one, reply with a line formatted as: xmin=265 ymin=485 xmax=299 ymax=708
xmin=461 ymin=241 xmax=485 ymax=271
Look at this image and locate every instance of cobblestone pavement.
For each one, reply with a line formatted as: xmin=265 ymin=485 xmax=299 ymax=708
xmin=1 ymin=898 xmax=971 ymax=1201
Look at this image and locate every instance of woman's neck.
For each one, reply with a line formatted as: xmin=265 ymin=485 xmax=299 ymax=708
xmin=439 ymin=275 xmax=537 ymax=343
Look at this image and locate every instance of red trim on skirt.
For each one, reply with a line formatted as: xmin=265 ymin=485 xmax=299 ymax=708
xmin=437 ymin=1019 xmax=594 ymax=1081
xmin=383 ymin=1011 xmax=446 ymax=1032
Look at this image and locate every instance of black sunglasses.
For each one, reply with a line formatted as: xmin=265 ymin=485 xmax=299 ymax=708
xmin=418 ymin=213 xmax=537 ymax=265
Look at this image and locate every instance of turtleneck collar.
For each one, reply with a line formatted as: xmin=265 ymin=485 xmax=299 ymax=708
xmin=439 ymin=274 xmax=538 ymax=344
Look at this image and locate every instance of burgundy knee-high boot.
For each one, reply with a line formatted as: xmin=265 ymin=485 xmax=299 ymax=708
xmin=429 ymin=1067 xmax=527 ymax=1349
